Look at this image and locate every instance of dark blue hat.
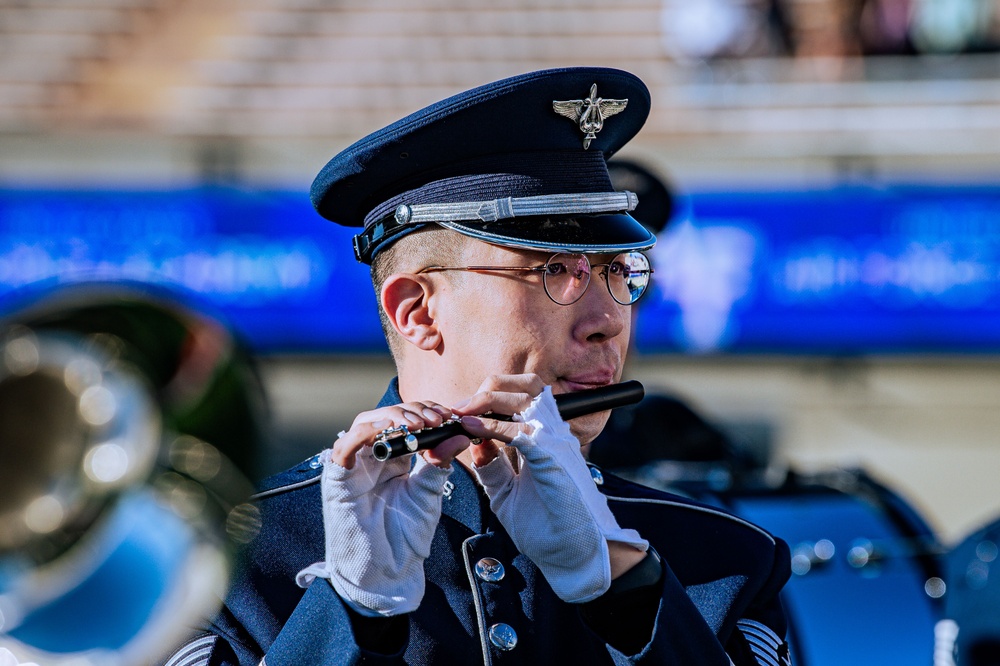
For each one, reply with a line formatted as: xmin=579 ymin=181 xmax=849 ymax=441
xmin=310 ymin=67 xmax=657 ymax=264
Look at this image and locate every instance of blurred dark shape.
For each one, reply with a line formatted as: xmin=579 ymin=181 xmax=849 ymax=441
xmin=590 ymin=394 xmax=729 ymax=465
xmin=0 ymin=281 xmax=267 ymax=665
xmin=607 ymin=159 xmax=676 ymax=235
xmin=587 ymin=394 xmax=760 ymax=492
xmin=857 ymin=0 xmax=917 ymax=55
xmin=765 ymin=0 xmax=797 ymax=55
xmin=6 ymin=281 xmax=269 ymax=482
xmin=945 ymin=514 xmax=1000 ymax=665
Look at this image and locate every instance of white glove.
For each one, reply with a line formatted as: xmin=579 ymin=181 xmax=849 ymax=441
xmin=473 ymin=387 xmax=647 ymax=603
xmin=296 ymin=447 xmax=453 ymax=617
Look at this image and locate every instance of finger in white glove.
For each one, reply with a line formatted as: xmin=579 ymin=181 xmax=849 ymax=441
xmin=296 ymin=448 xmax=452 ymax=617
xmin=474 ymin=387 xmax=647 ymax=603
xmin=516 ymin=387 xmax=648 ymax=551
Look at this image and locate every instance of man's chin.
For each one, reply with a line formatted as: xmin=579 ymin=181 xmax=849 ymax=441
xmin=569 ymin=411 xmax=611 ymax=448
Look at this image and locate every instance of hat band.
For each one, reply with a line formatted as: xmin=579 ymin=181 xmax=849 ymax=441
xmin=394 ymin=191 xmax=637 ymax=225
xmin=354 ymin=191 xmax=637 ymax=262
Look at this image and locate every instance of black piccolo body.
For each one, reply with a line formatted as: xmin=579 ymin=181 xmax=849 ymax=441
xmin=371 ymin=380 xmax=644 ymax=461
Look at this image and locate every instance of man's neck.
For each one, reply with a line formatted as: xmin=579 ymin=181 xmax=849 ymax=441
xmin=397 ymin=364 xmax=472 ymax=410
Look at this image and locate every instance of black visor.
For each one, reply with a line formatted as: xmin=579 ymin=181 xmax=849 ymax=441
xmin=441 ymin=212 xmax=655 ymax=256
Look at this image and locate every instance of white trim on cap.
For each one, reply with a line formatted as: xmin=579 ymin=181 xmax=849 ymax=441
xmin=394 ymin=191 xmax=638 ymax=225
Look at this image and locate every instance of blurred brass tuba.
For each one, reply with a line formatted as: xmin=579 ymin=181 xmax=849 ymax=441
xmin=0 ymin=281 xmax=267 ymax=665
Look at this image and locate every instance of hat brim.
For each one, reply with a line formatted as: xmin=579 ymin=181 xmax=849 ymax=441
xmin=440 ymin=212 xmax=655 ymax=255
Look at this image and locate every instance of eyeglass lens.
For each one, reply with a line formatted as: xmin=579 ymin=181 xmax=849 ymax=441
xmin=542 ymin=252 xmax=650 ymax=305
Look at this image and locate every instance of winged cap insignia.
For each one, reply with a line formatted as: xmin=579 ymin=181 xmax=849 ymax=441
xmin=552 ymin=83 xmax=628 ymax=150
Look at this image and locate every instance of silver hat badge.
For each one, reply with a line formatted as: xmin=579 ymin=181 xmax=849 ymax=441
xmin=552 ymin=83 xmax=628 ymax=150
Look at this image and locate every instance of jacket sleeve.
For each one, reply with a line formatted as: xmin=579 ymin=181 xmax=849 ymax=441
xmin=260 ymin=580 xmax=406 ymax=666
xmin=159 ymin=582 xmax=405 ymax=666
xmin=598 ymin=559 xmax=739 ymax=666
xmin=607 ymin=537 xmax=791 ymax=666
xmin=724 ymin=537 xmax=793 ymax=666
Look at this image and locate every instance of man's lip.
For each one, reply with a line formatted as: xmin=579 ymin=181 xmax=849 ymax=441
xmin=559 ymin=373 xmax=617 ymax=391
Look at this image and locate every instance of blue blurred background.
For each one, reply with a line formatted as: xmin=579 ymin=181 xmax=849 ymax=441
xmin=3 ymin=184 xmax=999 ymax=356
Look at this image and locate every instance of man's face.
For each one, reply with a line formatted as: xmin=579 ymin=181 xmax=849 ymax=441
xmin=435 ymin=241 xmax=632 ymax=445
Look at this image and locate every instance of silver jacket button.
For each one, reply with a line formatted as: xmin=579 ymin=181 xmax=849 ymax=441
xmin=488 ymin=623 xmax=518 ymax=651
xmin=475 ymin=557 xmax=505 ymax=583
xmin=590 ymin=466 xmax=604 ymax=485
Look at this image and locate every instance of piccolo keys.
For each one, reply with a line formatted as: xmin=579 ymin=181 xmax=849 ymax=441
xmin=371 ymin=380 xmax=644 ymax=461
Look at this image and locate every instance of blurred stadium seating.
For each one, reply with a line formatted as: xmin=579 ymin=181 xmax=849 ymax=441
xmin=1 ymin=0 xmax=998 ymax=162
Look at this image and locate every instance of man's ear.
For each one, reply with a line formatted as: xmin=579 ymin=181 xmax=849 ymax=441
xmin=381 ymin=274 xmax=441 ymax=351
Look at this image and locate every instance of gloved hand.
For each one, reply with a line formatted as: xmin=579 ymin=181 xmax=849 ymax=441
xmin=472 ymin=386 xmax=647 ymax=603
xmin=297 ymin=446 xmax=453 ymax=617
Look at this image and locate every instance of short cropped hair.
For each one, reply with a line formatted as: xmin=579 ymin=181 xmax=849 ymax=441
xmin=370 ymin=226 xmax=469 ymax=361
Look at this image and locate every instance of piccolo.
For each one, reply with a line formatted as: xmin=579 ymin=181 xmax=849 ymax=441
xmin=372 ymin=380 xmax=645 ymax=461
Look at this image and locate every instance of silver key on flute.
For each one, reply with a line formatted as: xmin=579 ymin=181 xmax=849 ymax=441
xmin=371 ymin=380 xmax=645 ymax=461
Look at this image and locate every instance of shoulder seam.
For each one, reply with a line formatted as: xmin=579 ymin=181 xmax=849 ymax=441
xmin=252 ymin=474 xmax=321 ymax=500
xmin=605 ymin=494 xmax=776 ymax=544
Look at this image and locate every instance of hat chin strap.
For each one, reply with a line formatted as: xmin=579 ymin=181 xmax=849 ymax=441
xmin=353 ymin=190 xmax=637 ymax=263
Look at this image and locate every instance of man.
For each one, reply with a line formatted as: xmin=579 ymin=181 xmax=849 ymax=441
xmin=164 ymin=67 xmax=791 ymax=666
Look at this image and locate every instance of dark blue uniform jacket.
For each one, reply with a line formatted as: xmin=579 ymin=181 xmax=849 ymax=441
xmin=168 ymin=382 xmax=791 ymax=666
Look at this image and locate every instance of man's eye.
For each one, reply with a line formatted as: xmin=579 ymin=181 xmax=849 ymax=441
xmin=608 ymin=262 xmax=626 ymax=276
xmin=546 ymin=262 xmax=568 ymax=276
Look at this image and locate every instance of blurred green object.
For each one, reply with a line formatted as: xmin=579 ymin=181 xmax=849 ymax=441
xmin=5 ymin=281 xmax=269 ymax=482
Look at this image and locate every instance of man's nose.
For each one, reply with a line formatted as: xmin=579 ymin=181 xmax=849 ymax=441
xmin=572 ymin=274 xmax=627 ymax=342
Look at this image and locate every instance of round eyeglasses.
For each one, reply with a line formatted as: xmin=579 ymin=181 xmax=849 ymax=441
xmin=416 ymin=251 xmax=653 ymax=306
